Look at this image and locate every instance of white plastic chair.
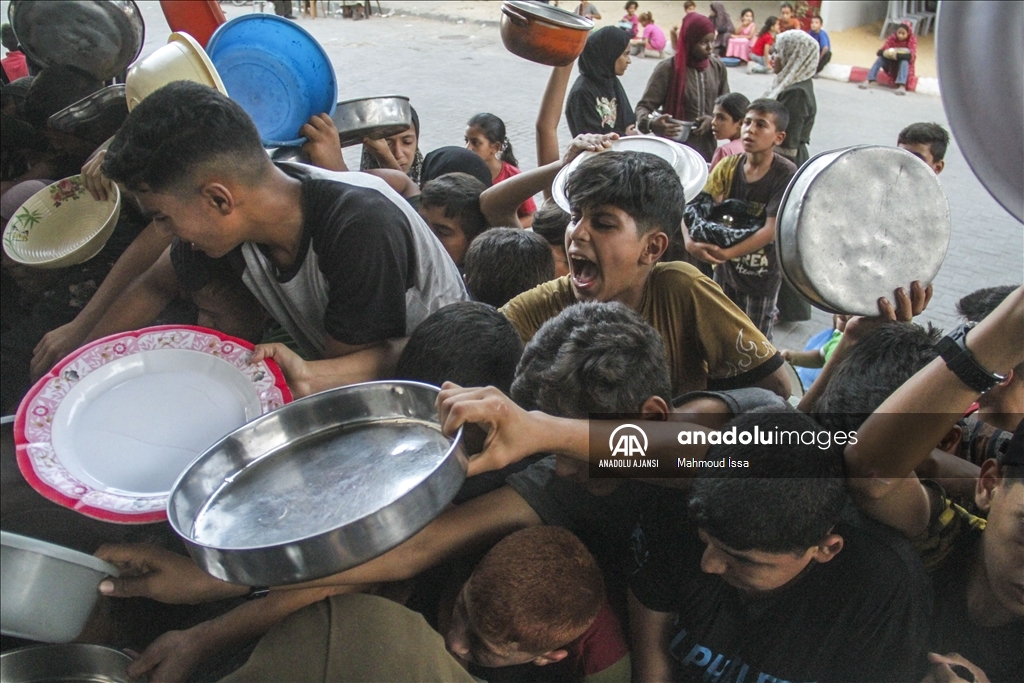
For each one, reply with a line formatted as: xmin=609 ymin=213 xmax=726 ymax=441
xmin=903 ymin=0 xmax=936 ymax=36
xmin=880 ymin=0 xmax=921 ymax=39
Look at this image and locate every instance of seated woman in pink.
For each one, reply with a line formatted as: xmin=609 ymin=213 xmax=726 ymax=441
xmin=726 ymin=8 xmax=756 ymax=62
xmin=629 ymin=12 xmax=667 ymax=58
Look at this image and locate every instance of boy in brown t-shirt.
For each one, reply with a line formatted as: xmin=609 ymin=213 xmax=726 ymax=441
xmin=501 ymin=150 xmax=788 ymax=400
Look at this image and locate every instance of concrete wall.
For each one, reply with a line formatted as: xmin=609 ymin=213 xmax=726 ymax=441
xmin=820 ymin=0 xmax=887 ymax=31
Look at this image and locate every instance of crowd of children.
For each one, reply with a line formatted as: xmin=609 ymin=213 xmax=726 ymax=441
xmin=0 ymin=4 xmax=1021 ymax=683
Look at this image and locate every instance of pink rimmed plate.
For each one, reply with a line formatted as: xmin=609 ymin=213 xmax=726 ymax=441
xmin=14 ymin=326 xmax=291 ymax=524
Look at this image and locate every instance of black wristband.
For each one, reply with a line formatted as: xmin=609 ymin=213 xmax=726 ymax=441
xmin=247 ymin=586 xmax=270 ymax=600
xmin=936 ymin=322 xmax=1005 ymax=394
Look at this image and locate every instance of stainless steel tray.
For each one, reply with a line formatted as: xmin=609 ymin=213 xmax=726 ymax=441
xmin=168 ymin=381 xmax=466 ymax=586
xmin=776 ymin=146 xmax=950 ymax=315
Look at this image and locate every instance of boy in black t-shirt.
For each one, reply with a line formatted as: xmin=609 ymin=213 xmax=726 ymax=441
xmin=85 ymin=81 xmax=466 ymax=397
xmin=682 ymin=99 xmax=797 ymax=339
xmin=627 ymin=408 xmax=931 ymax=682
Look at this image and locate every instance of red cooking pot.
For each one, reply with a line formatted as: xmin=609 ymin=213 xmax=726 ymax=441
xmin=500 ymin=1 xmax=593 ymax=67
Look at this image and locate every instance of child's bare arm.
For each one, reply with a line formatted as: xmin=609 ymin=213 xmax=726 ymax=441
xmin=536 ymin=64 xmax=574 ymax=173
xmin=781 ymin=348 xmax=825 ymax=368
xmin=845 ymin=286 xmax=1024 ymax=537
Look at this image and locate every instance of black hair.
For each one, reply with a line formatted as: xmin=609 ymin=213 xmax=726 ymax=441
xmin=780 ymin=2 xmax=794 ymax=10
xmin=23 ymin=65 xmax=102 ymax=128
xmin=464 ymin=228 xmax=555 ymax=308
xmin=1 ymin=24 xmax=18 ymax=52
xmin=897 ymin=122 xmax=950 ymax=163
xmin=747 ymin=97 xmax=790 ymax=134
xmin=511 ymin=302 xmax=671 ymax=417
xmin=565 ymin=151 xmax=684 ymax=237
xmin=531 ymin=201 xmax=571 ymax=247
xmin=740 ymin=8 xmax=754 ymax=19
xmin=715 ymin=92 xmax=751 ymax=123
xmin=956 ymin=285 xmax=1018 ymax=322
xmin=758 ymin=15 xmax=778 ymax=37
xmin=102 ymin=81 xmax=269 ymax=193
xmin=395 ymin=301 xmax=523 ymax=394
xmin=467 ymin=112 xmax=518 ymax=169
xmin=419 ymin=172 xmax=489 ymax=242
xmin=689 ymin=408 xmax=849 ymax=553
xmin=624 ymin=1 xmax=638 ymax=10
xmin=812 ymin=322 xmax=941 ymax=432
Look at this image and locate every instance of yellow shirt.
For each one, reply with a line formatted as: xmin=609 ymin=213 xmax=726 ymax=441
xmin=501 ymin=262 xmax=780 ymax=397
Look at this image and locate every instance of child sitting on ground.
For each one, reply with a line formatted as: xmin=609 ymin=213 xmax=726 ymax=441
xmin=808 ymin=15 xmax=831 ymax=73
xmin=463 ymin=228 xmax=555 ymax=308
xmin=749 ymin=16 xmax=778 ymax=73
xmin=897 ymin=121 xmax=949 ymax=174
xmin=709 ymin=92 xmax=750 ymax=169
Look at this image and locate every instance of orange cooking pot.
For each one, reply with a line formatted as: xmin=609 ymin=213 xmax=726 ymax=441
xmin=500 ymin=1 xmax=594 ymax=67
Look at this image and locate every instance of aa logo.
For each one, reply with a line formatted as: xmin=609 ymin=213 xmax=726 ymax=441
xmin=608 ymin=424 xmax=648 ymax=458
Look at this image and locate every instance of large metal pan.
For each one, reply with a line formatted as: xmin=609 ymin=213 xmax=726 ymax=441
xmin=937 ymin=2 xmax=1023 ymax=223
xmin=8 ymin=1 xmax=145 ymax=82
xmin=168 ymin=381 xmax=466 ymax=586
xmin=331 ymin=96 xmax=412 ymax=148
xmin=776 ymin=146 xmax=950 ymax=315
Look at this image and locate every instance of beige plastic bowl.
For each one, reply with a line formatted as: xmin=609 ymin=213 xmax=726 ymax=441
xmin=125 ymin=31 xmax=227 ymax=111
xmin=2 ymin=176 xmax=121 ymax=269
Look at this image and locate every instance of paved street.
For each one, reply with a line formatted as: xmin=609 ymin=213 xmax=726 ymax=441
xmin=20 ymin=0 xmax=1022 ymax=354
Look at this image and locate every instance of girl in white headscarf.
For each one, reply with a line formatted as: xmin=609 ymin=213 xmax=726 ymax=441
xmin=764 ymin=30 xmax=818 ymax=166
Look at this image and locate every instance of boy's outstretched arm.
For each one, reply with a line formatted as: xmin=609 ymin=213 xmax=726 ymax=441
xmin=845 ymin=286 xmax=1024 ymax=537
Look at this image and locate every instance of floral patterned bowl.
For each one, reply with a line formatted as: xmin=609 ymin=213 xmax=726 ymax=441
xmin=1 ymin=175 xmax=121 ymax=270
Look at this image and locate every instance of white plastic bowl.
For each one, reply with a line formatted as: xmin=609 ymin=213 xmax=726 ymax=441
xmin=1 ymin=175 xmax=121 ymax=269
xmin=125 ymin=31 xmax=227 ymax=111
xmin=0 ymin=531 xmax=119 ymax=643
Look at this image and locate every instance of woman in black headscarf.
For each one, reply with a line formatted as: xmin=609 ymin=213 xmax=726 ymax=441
xmin=419 ymin=146 xmax=492 ymax=188
xmin=565 ymin=26 xmax=636 ymax=137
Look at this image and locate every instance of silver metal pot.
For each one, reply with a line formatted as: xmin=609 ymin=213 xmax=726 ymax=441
xmin=0 ymin=644 xmax=133 ymax=683
xmin=167 ymin=381 xmax=466 ymax=586
xmin=331 ymin=96 xmax=413 ymax=148
xmin=776 ymin=146 xmax=950 ymax=315
xmin=8 ymin=1 xmax=145 ymax=81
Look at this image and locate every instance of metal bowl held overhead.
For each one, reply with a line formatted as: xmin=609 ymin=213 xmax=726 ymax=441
xmin=168 ymin=381 xmax=466 ymax=586
xmin=776 ymin=146 xmax=950 ymax=316
xmin=8 ymin=1 xmax=144 ymax=81
xmin=332 ymin=96 xmax=412 ymax=148
xmin=0 ymin=644 xmax=134 ymax=683
xmin=500 ymin=0 xmax=594 ymax=67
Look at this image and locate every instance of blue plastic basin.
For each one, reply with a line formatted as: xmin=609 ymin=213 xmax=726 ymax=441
xmin=206 ymin=14 xmax=337 ymax=147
